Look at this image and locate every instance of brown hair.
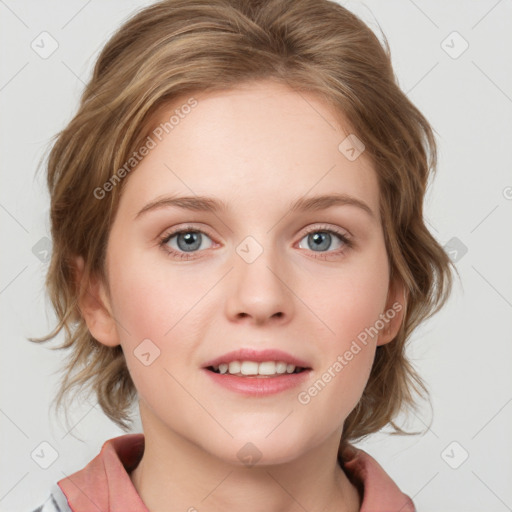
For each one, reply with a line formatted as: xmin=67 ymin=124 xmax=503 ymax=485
xmin=31 ymin=0 xmax=456 ymax=448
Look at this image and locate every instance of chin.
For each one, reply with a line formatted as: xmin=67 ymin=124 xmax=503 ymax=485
xmin=207 ymin=432 xmax=313 ymax=468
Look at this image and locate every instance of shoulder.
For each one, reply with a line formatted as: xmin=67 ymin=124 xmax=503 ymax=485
xmin=30 ymin=484 xmax=72 ymax=512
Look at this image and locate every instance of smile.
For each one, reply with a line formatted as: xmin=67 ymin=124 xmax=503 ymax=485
xmin=208 ymin=360 xmax=307 ymax=377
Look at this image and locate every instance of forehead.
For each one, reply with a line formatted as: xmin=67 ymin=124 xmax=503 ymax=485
xmin=117 ymin=80 xmax=380 ymax=220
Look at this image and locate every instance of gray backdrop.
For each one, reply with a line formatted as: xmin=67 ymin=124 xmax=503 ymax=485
xmin=1 ymin=0 xmax=511 ymax=510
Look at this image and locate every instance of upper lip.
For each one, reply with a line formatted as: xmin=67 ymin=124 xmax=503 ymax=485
xmin=203 ymin=348 xmax=311 ymax=369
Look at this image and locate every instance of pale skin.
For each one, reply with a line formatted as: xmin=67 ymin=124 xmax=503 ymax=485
xmin=77 ymin=80 xmax=405 ymax=512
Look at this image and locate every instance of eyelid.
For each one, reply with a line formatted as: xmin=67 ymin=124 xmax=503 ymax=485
xmin=299 ymin=223 xmax=351 ymax=239
xmin=160 ymin=223 xmax=217 ymax=242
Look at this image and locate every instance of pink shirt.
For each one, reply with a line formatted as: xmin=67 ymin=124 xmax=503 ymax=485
xmin=55 ymin=434 xmax=415 ymax=511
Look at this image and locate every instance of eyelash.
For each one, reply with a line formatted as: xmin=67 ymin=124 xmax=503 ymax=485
xmin=158 ymin=224 xmax=353 ymax=261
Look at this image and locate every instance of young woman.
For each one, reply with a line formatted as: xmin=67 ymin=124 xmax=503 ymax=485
xmin=31 ymin=1 xmax=454 ymax=510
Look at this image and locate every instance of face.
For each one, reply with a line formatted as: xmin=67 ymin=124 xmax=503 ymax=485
xmin=88 ymin=80 xmax=403 ymax=465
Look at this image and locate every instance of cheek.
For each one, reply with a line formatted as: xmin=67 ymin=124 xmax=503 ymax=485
xmin=296 ymin=287 xmax=382 ymax=436
xmin=298 ymin=247 xmax=389 ymax=415
xmin=107 ymin=252 xmax=208 ymax=343
xmin=105 ymin=252 xmax=214 ymax=394
xmin=313 ymin=247 xmax=390 ymax=347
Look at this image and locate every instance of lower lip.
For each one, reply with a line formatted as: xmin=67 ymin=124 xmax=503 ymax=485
xmin=203 ymin=368 xmax=312 ymax=396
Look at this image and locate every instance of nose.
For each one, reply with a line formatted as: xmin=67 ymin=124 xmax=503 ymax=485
xmin=224 ymin=243 xmax=294 ymax=326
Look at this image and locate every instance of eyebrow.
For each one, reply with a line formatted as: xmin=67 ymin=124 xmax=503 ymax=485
xmin=134 ymin=192 xmax=375 ymax=220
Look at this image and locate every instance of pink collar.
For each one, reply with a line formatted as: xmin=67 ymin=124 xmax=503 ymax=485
xmin=58 ymin=434 xmax=415 ymax=511
xmin=340 ymin=445 xmax=415 ymax=511
xmin=58 ymin=434 xmax=148 ymax=511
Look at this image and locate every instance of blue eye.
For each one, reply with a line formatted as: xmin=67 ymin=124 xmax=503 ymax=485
xmin=159 ymin=228 xmax=214 ymax=260
xmin=297 ymin=227 xmax=352 ymax=258
xmin=159 ymin=225 xmax=352 ymax=261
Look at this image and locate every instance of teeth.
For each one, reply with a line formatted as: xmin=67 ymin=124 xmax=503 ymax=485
xmin=276 ymin=362 xmax=287 ymax=374
xmin=228 ymin=361 xmax=241 ymax=374
xmin=258 ymin=361 xmax=276 ymax=375
xmin=241 ymin=361 xmax=259 ymax=375
xmin=211 ymin=360 xmax=305 ymax=376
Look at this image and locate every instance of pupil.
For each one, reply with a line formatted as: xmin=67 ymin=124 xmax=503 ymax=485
xmin=310 ymin=232 xmax=330 ymax=251
xmin=178 ymin=232 xmax=201 ymax=252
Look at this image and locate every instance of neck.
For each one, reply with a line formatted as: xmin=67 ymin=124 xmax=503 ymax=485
xmin=130 ymin=403 xmax=361 ymax=512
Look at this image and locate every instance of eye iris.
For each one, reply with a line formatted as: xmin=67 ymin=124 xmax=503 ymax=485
xmin=309 ymin=232 xmax=331 ymax=251
xmin=177 ymin=232 xmax=201 ymax=252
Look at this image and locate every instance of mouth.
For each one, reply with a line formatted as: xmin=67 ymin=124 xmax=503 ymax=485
xmin=206 ymin=361 xmax=309 ymax=377
xmin=202 ymin=349 xmax=312 ymax=395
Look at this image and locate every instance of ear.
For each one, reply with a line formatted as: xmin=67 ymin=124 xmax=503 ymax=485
xmin=377 ymin=278 xmax=407 ymax=347
xmin=74 ymin=256 xmax=120 ymax=347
